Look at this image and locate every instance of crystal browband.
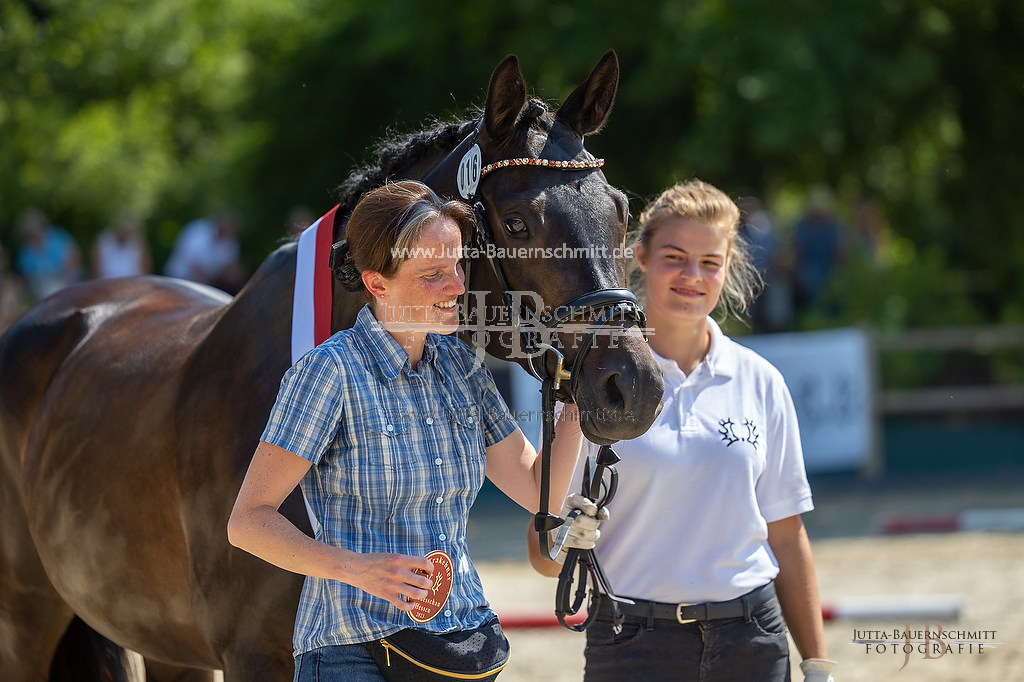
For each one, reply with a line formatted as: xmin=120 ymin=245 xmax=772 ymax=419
xmin=480 ymin=157 xmax=605 ymax=176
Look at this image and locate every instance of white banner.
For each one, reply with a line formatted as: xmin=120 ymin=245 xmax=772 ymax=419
xmin=739 ymin=327 xmax=874 ymax=473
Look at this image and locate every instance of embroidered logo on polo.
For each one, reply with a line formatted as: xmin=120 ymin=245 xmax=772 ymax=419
xmin=718 ymin=418 xmax=760 ymax=450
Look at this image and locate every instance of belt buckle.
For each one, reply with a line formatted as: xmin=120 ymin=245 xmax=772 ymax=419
xmin=676 ymin=603 xmax=696 ymax=624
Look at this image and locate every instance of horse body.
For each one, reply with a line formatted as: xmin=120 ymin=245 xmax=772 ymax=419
xmin=0 ymin=52 xmax=663 ymax=680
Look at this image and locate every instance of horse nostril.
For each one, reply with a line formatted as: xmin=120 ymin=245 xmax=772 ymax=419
xmin=601 ymin=368 xmax=627 ymax=411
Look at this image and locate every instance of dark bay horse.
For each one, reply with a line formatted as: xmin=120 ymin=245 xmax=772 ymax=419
xmin=0 ymin=51 xmax=663 ymax=680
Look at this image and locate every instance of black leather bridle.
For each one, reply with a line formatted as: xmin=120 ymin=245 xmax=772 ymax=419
xmin=439 ymin=119 xmax=641 ymax=632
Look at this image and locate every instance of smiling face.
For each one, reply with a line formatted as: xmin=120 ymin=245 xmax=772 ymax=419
xmin=375 ymin=216 xmax=466 ymax=336
xmin=637 ymin=217 xmax=730 ymax=326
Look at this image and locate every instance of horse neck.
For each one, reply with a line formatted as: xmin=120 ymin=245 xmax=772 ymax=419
xmin=203 ymin=243 xmax=296 ymax=374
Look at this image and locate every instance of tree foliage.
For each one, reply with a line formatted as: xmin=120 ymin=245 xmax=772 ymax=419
xmin=1 ymin=0 xmax=1021 ymax=326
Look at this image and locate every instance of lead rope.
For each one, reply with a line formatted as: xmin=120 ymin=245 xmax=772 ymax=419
xmin=533 ymin=348 xmax=633 ymax=632
xmin=551 ymin=442 xmax=632 ymax=633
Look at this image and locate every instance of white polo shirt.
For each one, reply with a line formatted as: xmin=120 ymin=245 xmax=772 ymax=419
xmin=569 ymin=318 xmax=813 ymax=604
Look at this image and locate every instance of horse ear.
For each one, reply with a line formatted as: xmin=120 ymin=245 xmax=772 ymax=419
xmin=556 ymin=50 xmax=620 ymax=139
xmin=484 ymin=54 xmax=528 ymax=144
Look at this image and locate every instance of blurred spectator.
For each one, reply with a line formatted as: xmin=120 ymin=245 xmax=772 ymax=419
xmin=15 ymin=207 xmax=84 ymax=301
xmin=851 ymin=196 xmax=886 ymax=267
xmin=0 ymin=244 xmax=28 ymax=333
xmin=738 ymin=194 xmax=778 ymax=276
xmin=164 ymin=210 xmax=247 ymax=294
xmin=791 ymin=186 xmax=847 ymax=313
xmin=285 ymin=204 xmax=315 ymax=238
xmin=739 ymin=194 xmax=792 ymax=332
xmin=91 ymin=213 xmax=153 ymax=279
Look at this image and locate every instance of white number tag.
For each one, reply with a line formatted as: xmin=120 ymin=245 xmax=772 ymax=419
xmin=457 ymin=144 xmax=482 ymax=199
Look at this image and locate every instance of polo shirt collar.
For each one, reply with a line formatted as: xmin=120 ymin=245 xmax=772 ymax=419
xmin=354 ymin=304 xmax=439 ymax=380
xmin=704 ymin=317 xmax=737 ymax=378
xmin=649 ymin=317 xmax=737 ymax=381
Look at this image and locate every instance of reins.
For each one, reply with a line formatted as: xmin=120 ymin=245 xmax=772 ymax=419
xmin=443 ymin=119 xmax=640 ymax=632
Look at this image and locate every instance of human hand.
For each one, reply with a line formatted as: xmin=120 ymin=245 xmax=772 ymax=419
xmin=556 ymin=493 xmax=610 ymax=562
xmin=341 ymin=552 xmax=436 ymax=612
xmin=800 ymin=658 xmax=837 ymax=682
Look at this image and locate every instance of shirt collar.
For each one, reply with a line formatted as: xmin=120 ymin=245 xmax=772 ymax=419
xmin=704 ymin=317 xmax=736 ymax=378
xmin=354 ymin=304 xmax=440 ymax=380
xmin=649 ymin=317 xmax=736 ymax=381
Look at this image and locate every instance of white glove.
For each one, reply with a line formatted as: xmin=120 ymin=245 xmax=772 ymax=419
xmin=800 ymin=658 xmax=837 ymax=682
xmin=555 ymin=493 xmax=609 ymax=562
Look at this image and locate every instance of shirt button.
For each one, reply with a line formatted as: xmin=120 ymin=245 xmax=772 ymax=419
xmin=385 ymin=424 xmax=394 ymax=432
xmin=439 ymin=533 xmax=447 ymax=542
xmin=426 ymin=417 xmax=434 ymax=425
xmin=444 ymin=609 xmax=452 ymax=617
xmin=435 ymin=457 xmax=443 ymax=465
xmin=435 ymin=496 xmax=443 ymax=504
xmin=467 ymin=417 xmax=475 ymax=424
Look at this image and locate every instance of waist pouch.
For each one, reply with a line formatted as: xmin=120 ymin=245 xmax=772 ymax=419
xmin=362 ymin=616 xmax=510 ymax=681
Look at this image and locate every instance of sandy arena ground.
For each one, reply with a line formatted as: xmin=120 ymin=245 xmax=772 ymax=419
xmin=467 ymin=471 xmax=1024 ymax=681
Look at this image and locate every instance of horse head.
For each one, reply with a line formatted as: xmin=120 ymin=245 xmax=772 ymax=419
xmin=426 ymin=51 xmax=664 ymax=444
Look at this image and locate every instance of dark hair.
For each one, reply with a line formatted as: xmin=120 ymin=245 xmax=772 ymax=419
xmin=343 ymin=180 xmax=475 ymax=295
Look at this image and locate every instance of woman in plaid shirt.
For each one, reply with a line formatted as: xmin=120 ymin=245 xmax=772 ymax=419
xmin=228 ymin=180 xmax=588 ymax=680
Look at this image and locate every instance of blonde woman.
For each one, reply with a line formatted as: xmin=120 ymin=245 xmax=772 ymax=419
xmin=530 ymin=180 xmax=836 ymax=682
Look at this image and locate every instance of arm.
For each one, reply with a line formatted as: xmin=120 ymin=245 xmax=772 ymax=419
xmin=526 ymin=521 xmax=563 ymax=577
xmin=227 ymin=440 xmax=433 ymax=612
xmin=767 ymin=514 xmax=828 ymax=660
xmin=522 ymin=404 xmax=586 ymax=577
xmin=485 ymin=402 xmax=584 ymax=516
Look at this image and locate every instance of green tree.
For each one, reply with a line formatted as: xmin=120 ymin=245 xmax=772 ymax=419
xmin=2 ymin=0 xmax=1021 ymax=329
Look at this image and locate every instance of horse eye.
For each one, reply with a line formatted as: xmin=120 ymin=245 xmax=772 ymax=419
xmin=503 ymin=217 xmax=527 ymax=237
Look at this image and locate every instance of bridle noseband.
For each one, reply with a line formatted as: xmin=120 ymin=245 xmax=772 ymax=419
xmin=446 ymin=119 xmax=642 ymax=632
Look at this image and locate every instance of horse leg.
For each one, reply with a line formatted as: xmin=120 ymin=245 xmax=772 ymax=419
xmin=44 ymin=618 xmax=211 ymax=682
xmin=221 ymin=659 xmax=292 ymax=682
xmin=0 ymin=451 xmax=77 ymax=680
xmin=0 ymin=513 xmax=76 ymax=681
xmin=144 ymin=659 xmax=217 ymax=682
xmin=48 ymin=617 xmax=146 ymax=682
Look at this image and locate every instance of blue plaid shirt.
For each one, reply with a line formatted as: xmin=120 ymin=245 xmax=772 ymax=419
xmin=262 ymin=304 xmax=517 ymax=655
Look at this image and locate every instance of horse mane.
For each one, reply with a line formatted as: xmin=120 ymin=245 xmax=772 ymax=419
xmin=332 ymin=115 xmax=478 ymax=216
xmin=332 ymin=99 xmax=552 ymax=216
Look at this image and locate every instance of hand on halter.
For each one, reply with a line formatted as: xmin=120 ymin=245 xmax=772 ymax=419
xmin=556 ymin=493 xmax=609 ymax=563
xmin=800 ymin=658 xmax=838 ymax=682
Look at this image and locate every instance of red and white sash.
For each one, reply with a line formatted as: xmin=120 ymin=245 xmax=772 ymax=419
xmin=290 ymin=205 xmax=339 ymax=536
xmin=291 ymin=206 xmax=338 ymax=364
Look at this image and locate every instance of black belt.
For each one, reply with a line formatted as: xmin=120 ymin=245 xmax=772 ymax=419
xmin=600 ymin=582 xmax=776 ymax=625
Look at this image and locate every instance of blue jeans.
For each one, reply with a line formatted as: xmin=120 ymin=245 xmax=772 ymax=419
xmin=293 ymin=644 xmax=385 ymax=682
xmin=583 ymin=589 xmax=791 ymax=682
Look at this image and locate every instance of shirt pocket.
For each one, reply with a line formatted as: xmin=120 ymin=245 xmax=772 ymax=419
xmin=443 ymin=403 xmax=484 ymax=461
xmin=355 ymin=408 xmax=408 ymax=470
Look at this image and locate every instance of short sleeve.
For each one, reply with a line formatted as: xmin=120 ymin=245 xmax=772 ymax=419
xmin=755 ymin=371 xmax=814 ymax=523
xmin=261 ymin=348 xmax=345 ymax=465
xmin=475 ymin=364 xmax=517 ymax=447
